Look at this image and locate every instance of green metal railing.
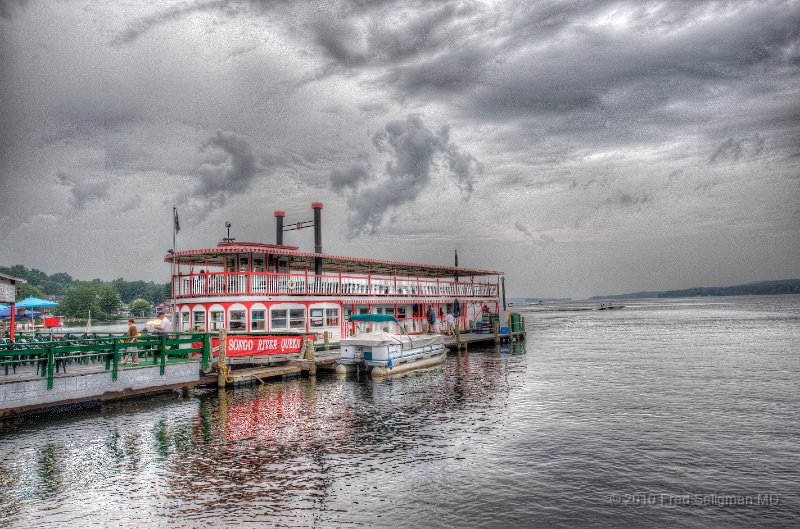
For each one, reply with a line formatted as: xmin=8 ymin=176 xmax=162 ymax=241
xmin=0 ymin=333 xmax=212 ymax=390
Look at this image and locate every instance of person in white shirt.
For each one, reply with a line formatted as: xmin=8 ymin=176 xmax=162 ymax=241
xmin=155 ymin=312 xmax=171 ymax=334
xmin=445 ymin=312 xmax=455 ymax=336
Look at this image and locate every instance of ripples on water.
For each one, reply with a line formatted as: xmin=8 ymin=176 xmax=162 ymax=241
xmin=1 ymin=296 xmax=798 ymax=528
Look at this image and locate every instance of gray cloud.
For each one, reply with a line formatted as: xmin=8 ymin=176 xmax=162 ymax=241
xmin=329 ymin=162 xmax=372 ymax=194
xmin=55 ymin=171 xmax=111 ymax=210
xmin=710 ymin=134 xmax=766 ymax=163
xmin=2 ymin=0 xmax=799 ymax=299
xmin=605 ymin=190 xmax=651 ymax=208
xmin=0 ymin=0 xmax=26 ymax=19
xmin=514 ymin=222 xmax=554 ymax=248
xmin=185 ymin=130 xmax=283 ymax=210
xmin=110 ymin=0 xmax=230 ymax=46
xmin=335 ymin=114 xmax=480 ymax=236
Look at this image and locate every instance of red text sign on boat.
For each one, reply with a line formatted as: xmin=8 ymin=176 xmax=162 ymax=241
xmin=211 ymin=335 xmax=312 ymax=356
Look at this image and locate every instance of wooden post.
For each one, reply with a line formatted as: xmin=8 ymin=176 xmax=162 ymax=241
xmin=46 ymin=342 xmax=55 ymax=390
xmin=493 ymin=321 xmax=500 ymax=345
xmin=455 ymin=320 xmax=461 ymax=350
xmin=305 ymin=337 xmax=316 ymax=377
xmin=159 ymin=334 xmax=167 ymax=376
xmin=323 ymin=331 xmax=330 ymax=351
xmin=112 ymin=339 xmax=119 ymax=381
xmin=217 ymin=329 xmax=228 ymax=388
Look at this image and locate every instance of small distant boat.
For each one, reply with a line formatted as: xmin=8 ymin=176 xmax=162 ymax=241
xmin=336 ymin=314 xmax=446 ymax=377
xmin=598 ymin=304 xmax=625 ymax=310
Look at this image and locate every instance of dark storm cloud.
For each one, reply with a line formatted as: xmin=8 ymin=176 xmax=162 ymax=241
xmin=710 ymin=134 xmax=766 ymax=163
xmin=110 ymin=0 xmax=230 ymax=46
xmin=185 ymin=130 xmax=286 ymax=210
xmin=55 ymin=171 xmax=111 ymax=210
xmin=309 ymin=1 xmax=482 ymax=70
xmin=0 ymin=0 xmax=26 ymax=19
xmin=334 ymin=114 xmax=479 ymax=236
xmin=329 ymin=161 xmax=372 ymax=194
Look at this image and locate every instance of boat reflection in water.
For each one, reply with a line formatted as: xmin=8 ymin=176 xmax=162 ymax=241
xmin=0 ymin=342 xmax=521 ymax=528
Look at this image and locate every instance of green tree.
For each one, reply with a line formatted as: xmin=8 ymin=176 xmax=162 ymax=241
xmin=96 ymin=285 xmax=121 ymax=317
xmin=55 ymin=283 xmax=101 ymax=318
xmin=129 ymin=298 xmax=153 ymax=317
xmin=16 ymin=283 xmax=45 ymax=300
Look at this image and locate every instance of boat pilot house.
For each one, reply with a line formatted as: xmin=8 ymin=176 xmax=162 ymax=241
xmin=166 ymin=203 xmax=503 ymax=343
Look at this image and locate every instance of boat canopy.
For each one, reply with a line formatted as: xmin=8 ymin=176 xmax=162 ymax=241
xmin=341 ymin=331 xmax=444 ymax=350
xmin=348 ymin=314 xmax=400 ymax=323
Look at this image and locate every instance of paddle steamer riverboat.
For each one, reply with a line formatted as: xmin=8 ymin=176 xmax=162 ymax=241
xmin=166 ymin=203 xmax=503 ymax=351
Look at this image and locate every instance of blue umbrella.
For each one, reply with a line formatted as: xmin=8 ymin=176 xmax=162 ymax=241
xmin=16 ymin=296 xmax=58 ymax=309
xmin=0 ymin=307 xmax=41 ymax=319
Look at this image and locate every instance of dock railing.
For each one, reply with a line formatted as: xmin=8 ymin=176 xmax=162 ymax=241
xmin=0 ymin=332 xmax=211 ymax=390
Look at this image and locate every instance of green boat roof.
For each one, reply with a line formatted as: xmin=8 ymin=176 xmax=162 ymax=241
xmin=348 ymin=314 xmax=400 ymax=323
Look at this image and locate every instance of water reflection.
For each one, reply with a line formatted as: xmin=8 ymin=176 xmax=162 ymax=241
xmin=0 ymin=344 xmax=526 ymax=527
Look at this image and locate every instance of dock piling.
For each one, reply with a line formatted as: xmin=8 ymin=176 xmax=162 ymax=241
xmin=305 ymin=337 xmax=317 ymax=377
xmin=217 ymin=329 xmax=228 ymax=388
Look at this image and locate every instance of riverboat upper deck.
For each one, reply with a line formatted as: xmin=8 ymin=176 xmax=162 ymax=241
xmin=167 ymin=242 xmax=501 ymax=300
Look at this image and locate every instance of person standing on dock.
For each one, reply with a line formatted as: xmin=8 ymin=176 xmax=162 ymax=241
xmin=427 ymin=306 xmax=437 ymax=334
xmin=155 ymin=312 xmax=171 ymax=334
xmin=445 ymin=311 xmax=455 ymax=336
xmin=122 ymin=318 xmax=140 ymax=366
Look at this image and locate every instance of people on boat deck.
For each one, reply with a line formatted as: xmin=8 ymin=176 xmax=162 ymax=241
xmin=427 ymin=307 xmax=437 ymax=333
xmin=155 ymin=312 xmax=171 ymax=334
xmin=445 ymin=312 xmax=455 ymax=336
xmin=122 ymin=318 xmax=140 ymax=366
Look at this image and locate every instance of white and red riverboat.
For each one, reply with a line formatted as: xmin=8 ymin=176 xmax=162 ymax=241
xmin=165 ymin=203 xmax=503 ymax=357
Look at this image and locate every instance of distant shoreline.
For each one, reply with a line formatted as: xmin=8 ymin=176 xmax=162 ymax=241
xmin=588 ymin=279 xmax=800 ymax=301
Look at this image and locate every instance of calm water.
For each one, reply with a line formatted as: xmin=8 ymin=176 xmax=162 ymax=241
xmin=1 ymin=296 xmax=798 ymax=528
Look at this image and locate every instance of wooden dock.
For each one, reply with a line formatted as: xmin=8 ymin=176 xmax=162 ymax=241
xmin=222 ymin=364 xmax=302 ymax=386
xmin=1 ymin=328 xmax=527 ymax=415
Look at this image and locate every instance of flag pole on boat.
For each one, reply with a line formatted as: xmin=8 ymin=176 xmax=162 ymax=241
xmin=172 ymin=206 xmax=180 ymax=331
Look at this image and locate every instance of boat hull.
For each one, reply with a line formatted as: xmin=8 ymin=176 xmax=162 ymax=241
xmin=369 ymin=349 xmax=446 ymax=377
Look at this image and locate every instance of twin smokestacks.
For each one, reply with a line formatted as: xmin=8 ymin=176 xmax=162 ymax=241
xmin=275 ymin=203 xmax=323 ymax=275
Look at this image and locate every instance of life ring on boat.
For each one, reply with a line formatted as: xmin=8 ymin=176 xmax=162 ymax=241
xmin=287 ymin=279 xmax=296 ymax=290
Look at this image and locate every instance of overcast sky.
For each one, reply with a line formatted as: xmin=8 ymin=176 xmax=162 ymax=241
xmin=1 ymin=0 xmax=798 ymax=299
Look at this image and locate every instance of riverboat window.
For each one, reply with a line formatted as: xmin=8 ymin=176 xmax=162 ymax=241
xmin=310 ymin=308 xmax=324 ymax=328
xmin=209 ymin=310 xmax=224 ymax=331
xmin=253 ymin=258 xmax=265 ymax=272
xmin=358 ymin=307 xmax=369 ymax=314
xmin=385 ymin=307 xmax=394 ymax=316
xmin=193 ymin=311 xmax=206 ymax=331
xmin=326 ymin=309 xmax=339 ymax=326
xmin=271 ymin=309 xmax=287 ymax=329
xmin=230 ymin=310 xmax=246 ymax=330
xmin=251 ymin=310 xmax=265 ymax=330
xmin=180 ymin=311 xmax=190 ymax=331
xmin=397 ymin=307 xmax=407 ymax=319
xmin=239 ymin=257 xmax=249 ymax=272
xmin=289 ymin=309 xmax=305 ymax=330
xmin=225 ymin=258 xmax=236 ymax=272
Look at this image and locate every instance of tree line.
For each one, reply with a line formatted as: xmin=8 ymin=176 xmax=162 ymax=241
xmin=590 ymin=279 xmax=800 ymax=300
xmin=1 ymin=265 xmax=169 ymax=319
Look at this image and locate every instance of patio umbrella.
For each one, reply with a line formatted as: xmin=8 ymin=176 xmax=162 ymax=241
xmin=0 ymin=307 xmax=41 ymax=319
xmin=16 ymin=296 xmax=58 ymax=309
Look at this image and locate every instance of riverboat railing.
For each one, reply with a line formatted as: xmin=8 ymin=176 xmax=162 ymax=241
xmin=173 ymin=271 xmax=500 ymax=299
